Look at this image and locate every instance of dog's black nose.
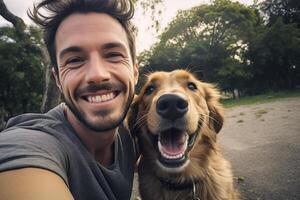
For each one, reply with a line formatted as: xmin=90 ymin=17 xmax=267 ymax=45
xmin=156 ymin=94 xmax=188 ymax=120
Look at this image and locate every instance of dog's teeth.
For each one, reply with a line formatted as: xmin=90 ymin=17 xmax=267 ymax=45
xmin=159 ymin=141 xmax=185 ymax=159
xmin=158 ymin=141 xmax=163 ymax=153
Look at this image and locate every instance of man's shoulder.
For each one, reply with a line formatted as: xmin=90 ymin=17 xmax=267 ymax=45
xmin=0 ymin=103 xmax=70 ymax=159
xmin=0 ymin=123 xmax=68 ymax=159
xmin=0 ymin=108 xmax=70 ymax=184
xmin=1 ymin=104 xmax=72 ymax=143
xmin=4 ymin=103 xmax=65 ymax=131
xmin=0 ymin=125 xmax=63 ymax=146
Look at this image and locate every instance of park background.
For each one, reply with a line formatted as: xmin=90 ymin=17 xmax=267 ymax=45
xmin=1 ymin=0 xmax=299 ymax=129
xmin=0 ymin=1 xmax=300 ymax=199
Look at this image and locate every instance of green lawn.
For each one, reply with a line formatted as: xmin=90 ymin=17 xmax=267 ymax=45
xmin=221 ymin=89 xmax=300 ymax=108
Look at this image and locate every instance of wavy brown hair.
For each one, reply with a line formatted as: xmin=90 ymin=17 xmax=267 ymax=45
xmin=28 ymin=0 xmax=136 ymax=72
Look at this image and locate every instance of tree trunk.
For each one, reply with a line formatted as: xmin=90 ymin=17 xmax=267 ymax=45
xmin=0 ymin=0 xmax=25 ymax=128
xmin=41 ymin=66 xmax=61 ymax=113
xmin=0 ymin=0 xmax=25 ymax=36
xmin=0 ymin=0 xmax=61 ymax=113
xmin=40 ymin=44 xmax=61 ymax=113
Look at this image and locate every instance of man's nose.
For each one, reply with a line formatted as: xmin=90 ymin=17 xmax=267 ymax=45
xmin=85 ymin=53 xmax=111 ymax=84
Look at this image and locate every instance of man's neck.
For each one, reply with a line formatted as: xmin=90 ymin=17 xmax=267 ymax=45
xmin=64 ymin=106 xmax=117 ymax=166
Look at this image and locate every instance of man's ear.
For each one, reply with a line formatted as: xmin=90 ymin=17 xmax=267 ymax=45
xmin=202 ymin=83 xmax=224 ymax=133
xmin=52 ymin=67 xmax=62 ymax=91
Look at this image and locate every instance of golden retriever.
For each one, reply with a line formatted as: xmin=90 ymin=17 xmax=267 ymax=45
xmin=128 ymin=69 xmax=240 ymax=200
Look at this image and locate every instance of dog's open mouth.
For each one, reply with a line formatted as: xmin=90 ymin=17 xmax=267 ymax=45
xmin=158 ymin=128 xmax=189 ymax=168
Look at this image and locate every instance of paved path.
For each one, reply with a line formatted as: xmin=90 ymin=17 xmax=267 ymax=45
xmin=219 ymin=97 xmax=300 ymax=200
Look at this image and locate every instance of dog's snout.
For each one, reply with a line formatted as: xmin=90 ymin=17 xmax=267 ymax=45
xmin=156 ymin=94 xmax=188 ymax=120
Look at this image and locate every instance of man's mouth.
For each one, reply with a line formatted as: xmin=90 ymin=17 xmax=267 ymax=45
xmin=82 ymin=91 xmax=120 ymax=103
xmin=157 ymin=128 xmax=189 ymax=168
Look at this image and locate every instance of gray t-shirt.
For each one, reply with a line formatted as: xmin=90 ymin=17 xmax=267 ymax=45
xmin=0 ymin=104 xmax=136 ymax=200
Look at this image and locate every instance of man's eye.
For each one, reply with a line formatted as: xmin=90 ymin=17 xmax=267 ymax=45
xmin=62 ymin=57 xmax=84 ymax=68
xmin=106 ymin=52 xmax=124 ymax=62
xmin=66 ymin=57 xmax=83 ymax=64
xmin=65 ymin=57 xmax=83 ymax=64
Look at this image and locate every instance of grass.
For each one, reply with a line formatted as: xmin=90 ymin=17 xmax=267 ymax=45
xmin=221 ymin=89 xmax=300 ymax=108
xmin=234 ymin=176 xmax=246 ymax=183
xmin=255 ymin=109 xmax=268 ymax=118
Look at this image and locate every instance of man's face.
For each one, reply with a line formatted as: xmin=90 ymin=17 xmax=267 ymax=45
xmin=54 ymin=13 xmax=138 ymax=132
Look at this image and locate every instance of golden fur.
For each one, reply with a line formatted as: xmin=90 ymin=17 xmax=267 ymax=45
xmin=128 ymin=70 xmax=240 ymax=200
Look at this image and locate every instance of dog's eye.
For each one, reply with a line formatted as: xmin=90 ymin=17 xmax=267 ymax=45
xmin=187 ymin=82 xmax=197 ymax=91
xmin=144 ymin=85 xmax=155 ymax=95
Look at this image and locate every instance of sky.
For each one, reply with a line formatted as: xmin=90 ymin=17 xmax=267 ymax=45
xmin=0 ymin=0 xmax=254 ymax=53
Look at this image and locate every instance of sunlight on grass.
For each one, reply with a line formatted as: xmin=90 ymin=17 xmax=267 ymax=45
xmin=255 ymin=109 xmax=268 ymax=118
xmin=221 ymin=90 xmax=300 ymax=108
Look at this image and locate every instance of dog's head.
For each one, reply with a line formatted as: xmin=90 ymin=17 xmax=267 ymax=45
xmin=128 ymin=69 xmax=224 ymax=172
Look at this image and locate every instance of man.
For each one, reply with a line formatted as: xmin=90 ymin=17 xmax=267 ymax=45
xmin=0 ymin=0 xmax=139 ymax=199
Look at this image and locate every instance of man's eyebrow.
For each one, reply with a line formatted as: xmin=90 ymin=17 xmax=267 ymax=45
xmin=59 ymin=46 xmax=83 ymax=60
xmin=102 ymin=42 xmax=127 ymax=52
xmin=58 ymin=42 xmax=128 ymax=60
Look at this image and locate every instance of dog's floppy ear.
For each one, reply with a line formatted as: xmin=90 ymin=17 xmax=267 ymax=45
xmin=126 ymin=95 xmax=141 ymax=161
xmin=202 ymin=83 xmax=224 ymax=133
xmin=126 ymin=95 xmax=140 ymax=135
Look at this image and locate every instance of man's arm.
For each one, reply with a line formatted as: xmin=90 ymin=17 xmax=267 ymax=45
xmin=0 ymin=168 xmax=74 ymax=200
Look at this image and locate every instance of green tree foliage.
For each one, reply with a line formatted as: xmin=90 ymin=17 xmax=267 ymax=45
xmin=246 ymin=18 xmax=300 ymax=92
xmin=259 ymin=0 xmax=300 ymax=26
xmin=139 ymin=0 xmax=258 ymax=93
xmin=139 ymin=0 xmax=300 ymax=95
xmin=217 ymin=59 xmax=250 ymax=96
xmin=0 ymin=26 xmax=45 ymax=128
xmin=244 ymin=0 xmax=300 ymax=93
xmin=134 ymin=0 xmax=163 ymax=31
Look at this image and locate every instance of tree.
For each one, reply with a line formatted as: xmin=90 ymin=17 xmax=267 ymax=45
xmin=242 ymin=0 xmax=300 ymax=92
xmin=259 ymin=0 xmax=300 ymax=26
xmin=134 ymin=0 xmax=163 ymax=31
xmin=0 ymin=0 xmax=53 ymax=130
xmin=0 ymin=26 xmax=46 ymax=129
xmin=217 ymin=59 xmax=250 ymax=97
xmin=0 ymin=0 xmax=25 ymax=36
xmin=0 ymin=0 xmax=61 ymax=115
xmin=140 ymin=0 xmax=259 ymax=94
xmin=246 ymin=18 xmax=300 ymax=91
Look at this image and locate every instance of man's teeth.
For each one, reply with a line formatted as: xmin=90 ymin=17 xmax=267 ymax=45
xmin=87 ymin=92 xmax=115 ymax=103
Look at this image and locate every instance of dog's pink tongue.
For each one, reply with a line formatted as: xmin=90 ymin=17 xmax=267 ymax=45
xmin=159 ymin=131 xmax=188 ymax=156
xmin=162 ymin=142 xmax=186 ymax=156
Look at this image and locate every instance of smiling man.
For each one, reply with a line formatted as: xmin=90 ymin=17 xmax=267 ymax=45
xmin=0 ymin=1 xmax=138 ymax=200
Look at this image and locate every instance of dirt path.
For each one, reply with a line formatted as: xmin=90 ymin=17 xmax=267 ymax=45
xmin=131 ymin=97 xmax=300 ymax=200
xmin=220 ymin=97 xmax=300 ymax=200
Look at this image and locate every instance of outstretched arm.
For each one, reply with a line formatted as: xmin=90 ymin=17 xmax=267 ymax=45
xmin=0 ymin=168 xmax=74 ymax=200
